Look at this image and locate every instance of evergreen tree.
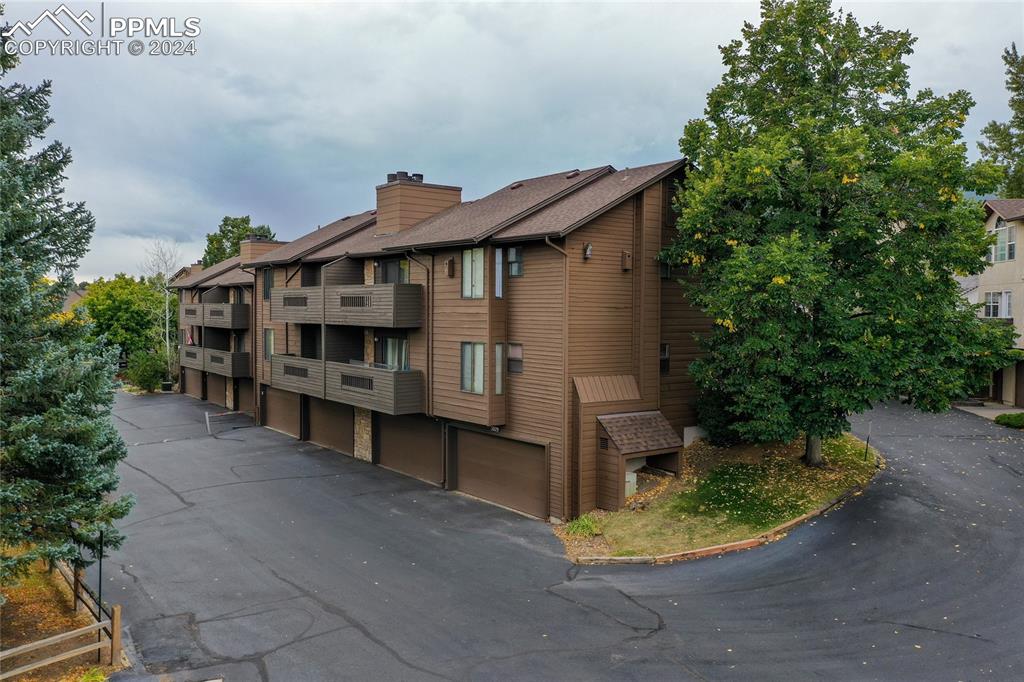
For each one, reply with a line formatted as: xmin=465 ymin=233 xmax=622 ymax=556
xmin=979 ymin=43 xmax=1024 ymax=197
xmin=0 ymin=26 xmax=133 ymax=583
xmin=201 ymin=215 xmax=274 ymax=266
xmin=665 ymin=0 xmax=1016 ymax=463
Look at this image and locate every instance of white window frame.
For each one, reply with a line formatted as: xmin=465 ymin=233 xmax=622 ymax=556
xmin=508 ymin=246 xmax=524 ymax=277
xmin=460 ymin=342 xmax=485 ymax=394
xmin=984 ymin=291 xmax=1013 ymax=319
xmin=494 ymin=248 xmax=504 ymax=299
xmin=991 ymin=219 xmax=1016 ymax=262
xmin=494 ymin=342 xmax=504 ymax=395
xmin=263 ymin=328 xmax=275 ymax=360
xmin=462 ymin=248 xmax=485 ymax=299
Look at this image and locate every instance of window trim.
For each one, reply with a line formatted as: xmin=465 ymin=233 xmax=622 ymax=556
xmin=508 ymin=246 xmax=524 ymax=277
xmin=460 ymin=342 xmax=485 ymax=394
xmin=263 ymin=328 xmax=275 ymax=360
xmin=507 ymin=342 xmax=524 ymax=374
xmin=984 ymin=290 xmax=1013 ymax=319
xmin=495 ymin=248 xmax=504 ymax=299
xmin=462 ymin=248 xmax=485 ymax=299
xmin=494 ymin=342 xmax=504 ymax=395
xmin=991 ymin=218 xmax=1016 ymax=263
xmin=262 ymin=267 xmax=273 ymax=300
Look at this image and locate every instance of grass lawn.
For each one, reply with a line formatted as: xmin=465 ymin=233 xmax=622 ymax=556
xmin=555 ymin=433 xmax=881 ymax=559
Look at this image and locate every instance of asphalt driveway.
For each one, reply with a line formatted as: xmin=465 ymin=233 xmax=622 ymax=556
xmin=104 ymin=392 xmax=1023 ymax=680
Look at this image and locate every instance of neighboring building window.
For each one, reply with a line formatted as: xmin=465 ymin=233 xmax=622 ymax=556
xmin=461 ymin=342 xmax=485 ymax=393
xmin=507 ymin=343 xmax=523 ymax=374
xmin=378 ymin=258 xmax=409 ymax=284
xmin=495 ymin=343 xmax=504 ymax=395
xmin=262 ymin=267 xmax=272 ymax=300
xmin=462 ymin=248 xmax=485 ymax=298
xmin=379 ymin=334 xmax=410 ymax=370
xmin=984 ymin=291 xmax=1013 ymax=319
xmin=263 ymin=328 xmax=274 ymax=360
xmin=660 ymin=343 xmax=670 ymax=375
xmin=508 ymin=247 xmax=524 ymax=277
xmin=495 ymin=248 xmax=504 ymax=298
xmin=990 ymin=218 xmax=1016 ymax=262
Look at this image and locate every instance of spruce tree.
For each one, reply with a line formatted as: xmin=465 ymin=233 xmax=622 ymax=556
xmin=1 ymin=26 xmax=133 ymax=583
xmin=979 ymin=43 xmax=1024 ymax=197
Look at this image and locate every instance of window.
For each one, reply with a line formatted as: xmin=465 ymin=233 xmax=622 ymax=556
xmin=495 ymin=343 xmax=504 ymax=395
xmin=263 ymin=328 xmax=274 ymax=360
xmin=984 ymin=291 xmax=1013 ymax=319
xmin=660 ymin=343 xmax=670 ymax=375
xmin=262 ymin=267 xmax=272 ymax=300
xmin=507 ymin=343 xmax=523 ymax=373
xmin=508 ymin=247 xmax=524 ymax=277
xmin=234 ymin=333 xmax=246 ymax=353
xmin=990 ymin=219 xmax=1016 ymax=262
xmin=379 ymin=335 xmax=410 ymax=370
xmin=377 ymin=258 xmax=409 ymax=284
xmin=461 ymin=342 xmax=485 ymax=393
xmin=495 ymin=248 xmax=504 ymax=298
xmin=660 ymin=262 xmax=676 ymax=280
xmin=462 ymin=248 xmax=484 ymax=298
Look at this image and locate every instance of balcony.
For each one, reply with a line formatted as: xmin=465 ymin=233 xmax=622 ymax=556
xmin=270 ymin=287 xmax=323 ymax=324
xmin=180 ymin=303 xmax=204 ymax=326
xmin=270 ymin=354 xmax=324 ymax=398
xmin=325 ymin=361 xmax=424 ymax=415
xmin=179 ymin=345 xmax=204 ymax=370
xmin=325 ymin=284 xmax=423 ymax=328
xmin=203 ymin=348 xmax=251 ymax=378
xmin=203 ymin=303 xmax=250 ymax=329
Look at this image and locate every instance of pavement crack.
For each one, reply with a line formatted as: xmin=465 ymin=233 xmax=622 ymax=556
xmin=121 ymin=461 xmax=195 ymax=510
xmin=866 ymin=619 xmax=996 ymax=644
xmin=179 ymin=472 xmax=347 ymax=493
xmin=988 ymin=454 xmax=1023 ymax=478
xmin=543 ymin=580 xmax=661 ymax=637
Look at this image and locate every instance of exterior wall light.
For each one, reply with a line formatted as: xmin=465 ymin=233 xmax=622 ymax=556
xmin=583 ymin=242 xmax=593 ymax=260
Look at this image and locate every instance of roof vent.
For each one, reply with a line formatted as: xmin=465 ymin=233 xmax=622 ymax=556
xmin=565 ymin=170 xmax=580 ymax=179
xmin=411 ymin=173 xmax=424 ymax=183
xmin=370 ymin=210 xmax=377 ymax=215
xmin=387 ymin=173 xmax=397 ymax=183
xmin=396 ymin=171 xmax=410 ymax=181
xmin=509 ymin=182 xmax=524 ymax=190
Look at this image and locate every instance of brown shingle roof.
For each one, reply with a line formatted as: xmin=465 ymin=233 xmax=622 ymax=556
xmin=302 ymin=221 xmax=395 ymax=262
xmin=986 ymin=199 xmax=1024 ymax=222
xmin=244 ymin=210 xmax=377 ymax=266
xmin=573 ymin=375 xmax=642 ymax=404
xmin=199 ymin=265 xmax=254 ymax=288
xmin=378 ymin=166 xmax=613 ymax=251
xmin=597 ymin=411 xmax=682 ymax=455
xmin=170 ymin=256 xmax=242 ymax=289
xmin=494 ymin=160 xmax=685 ymax=241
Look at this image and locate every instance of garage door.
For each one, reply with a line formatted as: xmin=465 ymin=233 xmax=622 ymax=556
xmin=237 ymin=379 xmax=255 ymax=414
xmin=207 ymin=374 xmax=227 ymax=408
xmin=378 ymin=413 xmax=444 ymax=485
xmin=263 ymin=385 xmax=300 ymax=437
xmin=453 ymin=430 xmax=547 ymax=518
xmin=183 ymin=367 xmax=203 ymax=399
xmin=308 ymin=398 xmax=354 ymax=455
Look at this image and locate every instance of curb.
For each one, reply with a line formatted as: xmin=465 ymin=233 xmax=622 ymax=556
xmin=575 ymin=469 xmax=878 ymax=566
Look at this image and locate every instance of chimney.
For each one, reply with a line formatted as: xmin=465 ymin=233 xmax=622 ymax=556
xmin=375 ymin=171 xmax=461 ymax=235
xmin=240 ymin=234 xmax=283 ymax=263
xmin=190 ymin=260 xmax=204 ymax=275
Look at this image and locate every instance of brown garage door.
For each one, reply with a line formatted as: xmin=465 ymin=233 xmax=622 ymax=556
xmin=183 ymin=367 xmax=203 ymax=399
xmin=454 ymin=430 xmax=547 ymax=518
xmin=378 ymin=413 xmax=444 ymax=485
xmin=263 ymin=385 xmax=300 ymax=437
xmin=207 ymin=373 xmax=227 ymax=407
xmin=308 ymin=397 xmax=354 ymax=455
xmin=237 ymin=379 xmax=255 ymax=414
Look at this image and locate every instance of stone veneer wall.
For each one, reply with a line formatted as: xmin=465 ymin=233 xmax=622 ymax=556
xmin=352 ymin=258 xmax=377 ymax=462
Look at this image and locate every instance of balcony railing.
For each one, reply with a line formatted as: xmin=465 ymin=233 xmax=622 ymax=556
xmin=203 ymin=348 xmax=251 ymax=378
xmin=325 ymin=360 xmax=424 ymax=415
xmin=180 ymin=303 xmax=204 ymax=326
xmin=179 ymin=345 xmax=204 ymax=370
xmin=325 ymin=283 xmax=423 ymax=328
xmin=270 ymin=287 xmax=323 ymax=324
xmin=203 ymin=303 xmax=250 ymax=329
xmin=270 ymin=354 xmax=324 ymax=398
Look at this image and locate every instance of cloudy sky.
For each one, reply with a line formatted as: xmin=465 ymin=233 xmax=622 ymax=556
xmin=5 ymin=1 xmax=1022 ymax=281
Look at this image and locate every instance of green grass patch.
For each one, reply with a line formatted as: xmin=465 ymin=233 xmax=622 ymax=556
xmin=994 ymin=412 xmax=1024 ymax=428
xmin=563 ymin=513 xmax=599 ymax=538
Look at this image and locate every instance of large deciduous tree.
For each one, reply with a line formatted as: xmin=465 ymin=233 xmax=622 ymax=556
xmin=0 ymin=25 xmax=133 ymax=584
xmin=78 ymin=274 xmax=163 ymax=358
xmin=664 ymin=0 xmax=1016 ymax=464
xmin=201 ymin=215 xmax=274 ymax=266
xmin=979 ymin=43 xmax=1024 ymax=198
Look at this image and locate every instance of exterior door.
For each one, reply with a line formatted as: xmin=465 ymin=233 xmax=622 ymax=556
xmin=378 ymin=413 xmax=444 ymax=485
xmin=993 ymin=368 xmax=1005 ymax=402
xmin=1016 ymin=363 xmax=1024 ymax=408
xmin=207 ymin=374 xmax=227 ymax=407
xmin=307 ymin=397 xmax=354 ymax=455
xmin=452 ymin=429 xmax=547 ymax=518
xmin=183 ymin=367 xmax=203 ymax=399
xmin=263 ymin=385 xmax=300 ymax=437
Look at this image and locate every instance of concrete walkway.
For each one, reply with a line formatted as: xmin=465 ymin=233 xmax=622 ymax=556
xmin=955 ymin=401 xmax=1023 ymax=421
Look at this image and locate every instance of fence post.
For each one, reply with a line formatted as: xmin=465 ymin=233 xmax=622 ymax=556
xmin=73 ymin=568 xmax=85 ymax=613
xmin=110 ymin=605 xmax=123 ymax=665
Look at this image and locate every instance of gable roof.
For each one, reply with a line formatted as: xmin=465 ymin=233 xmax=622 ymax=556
xmin=986 ymin=199 xmax=1024 ymax=222
xmin=199 ymin=265 xmax=254 ymax=288
xmin=244 ymin=210 xmax=377 ymax=267
xmin=596 ymin=411 xmax=682 ymax=455
xmin=170 ymin=256 xmax=241 ymax=289
xmin=493 ymin=160 xmax=685 ymax=242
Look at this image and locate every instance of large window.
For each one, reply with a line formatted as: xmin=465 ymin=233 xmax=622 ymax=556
xmin=378 ymin=334 xmax=410 ymax=370
xmin=990 ymin=219 xmax=1016 ymax=262
xmin=985 ymin=291 xmax=1013 ymax=319
xmin=262 ymin=267 xmax=273 ymax=300
xmin=495 ymin=248 xmax=504 ymax=299
xmin=507 ymin=343 xmax=523 ymax=373
xmin=462 ymin=248 xmax=484 ymax=298
xmin=377 ymin=258 xmax=409 ymax=284
xmin=508 ymin=246 xmax=524 ymax=277
xmin=461 ymin=342 xmax=485 ymax=393
xmin=263 ymin=328 xmax=275 ymax=360
xmin=495 ymin=343 xmax=504 ymax=395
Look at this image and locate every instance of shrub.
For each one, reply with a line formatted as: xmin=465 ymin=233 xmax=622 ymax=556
xmin=125 ymin=351 xmax=165 ymax=392
xmin=695 ymin=387 xmax=743 ymax=446
xmin=994 ymin=412 xmax=1024 ymax=429
xmin=563 ymin=513 xmax=599 ymax=538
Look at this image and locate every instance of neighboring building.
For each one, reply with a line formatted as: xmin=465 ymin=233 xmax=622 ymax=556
xmin=180 ymin=161 xmax=711 ymax=520
xmin=977 ymin=199 xmax=1024 ymax=405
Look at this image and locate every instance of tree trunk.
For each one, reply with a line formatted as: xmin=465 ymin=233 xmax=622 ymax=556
xmin=803 ymin=434 xmax=823 ymax=466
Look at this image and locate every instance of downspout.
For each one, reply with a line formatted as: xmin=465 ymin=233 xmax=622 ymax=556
xmin=407 ymin=249 xmax=432 ymax=415
xmin=545 ymin=235 xmax=568 ymax=257
xmin=544 ymin=234 xmax=570 ymax=520
xmin=320 ymin=255 xmax=350 ymax=399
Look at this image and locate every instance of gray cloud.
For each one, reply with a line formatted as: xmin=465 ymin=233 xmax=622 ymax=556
xmin=5 ymin=1 xmax=1021 ymax=281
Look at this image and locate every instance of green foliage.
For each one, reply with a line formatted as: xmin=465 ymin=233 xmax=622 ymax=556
xmin=673 ymin=461 xmax=806 ymax=529
xmin=664 ymin=0 xmax=1018 ymax=447
xmin=563 ymin=514 xmax=599 ymax=538
xmin=79 ymin=669 xmax=107 ymax=682
xmin=202 ymin=216 xmax=274 ymax=266
xmin=979 ymin=43 xmax=1024 ymax=197
xmin=994 ymin=412 xmax=1024 ymax=429
xmin=126 ymin=351 xmax=166 ymax=392
xmin=1 ymin=34 xmax=133 ymax=585
xmin=78 ymin=274 xmax=163 ymax=357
